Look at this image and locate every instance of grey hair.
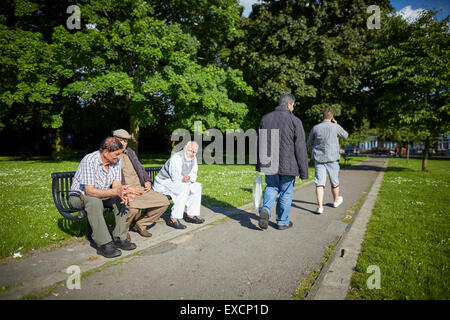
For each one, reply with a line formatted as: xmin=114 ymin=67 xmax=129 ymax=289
xmin=183 ymin=140 xmax=199 ymax=152
xmin=278 ymin=93 xmax=295 ymax=107
xmin=99 ymin=137 xmax=123 ymax=152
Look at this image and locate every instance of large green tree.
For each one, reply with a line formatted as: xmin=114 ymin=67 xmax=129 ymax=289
xmin=372 ymin=11 xmax=449 ymax=170
xmin=0 ymin=0 xmax=71 ymax=155
xmin=0 ymin=0 xmax=252 ymax=155
xmin=229 ymin=0 xmax=392 ymax=132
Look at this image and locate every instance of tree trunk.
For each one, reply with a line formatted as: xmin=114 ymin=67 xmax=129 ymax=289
xmin=129 ymin=115 xmax=139 ymax=153
xmin=397 ymin=141 xmax=402 ymax=158
xmin=52 ymin=127 xmax=64 ymax=160
xmin=422 ymin=136 xmax=430 ymax=171
xmin=406 ymin=142 xmax=410 ymax=163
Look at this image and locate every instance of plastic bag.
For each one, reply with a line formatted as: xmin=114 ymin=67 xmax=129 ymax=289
xmin=253 ymin=172 xmax=263 ymax=209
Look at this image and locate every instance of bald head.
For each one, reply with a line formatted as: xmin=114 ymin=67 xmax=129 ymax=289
xmin=184 ymin=141 xmax=199 ymax=160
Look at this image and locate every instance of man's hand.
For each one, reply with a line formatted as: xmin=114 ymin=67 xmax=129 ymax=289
xmin=117 ymin=185 xmax=142 ymax=205
xmin=331 ymin=118 xmax=337 ymax=124
xmin=182 ymin=175 xmax=190 ymax=183
xmin=144 ymin=181 xmax=151 ymax=192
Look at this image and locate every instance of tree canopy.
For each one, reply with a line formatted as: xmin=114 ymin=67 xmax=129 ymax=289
xmin=0 ymin=0 xmax=448 ymax=165
xmin=371 ymin=11 xmax=449 ymax=169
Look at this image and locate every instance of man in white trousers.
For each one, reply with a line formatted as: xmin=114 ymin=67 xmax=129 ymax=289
xmin=153 ymin=141 xmax=204 ymax=229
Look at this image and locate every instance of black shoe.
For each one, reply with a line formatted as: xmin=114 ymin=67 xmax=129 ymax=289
xmin=167 ymin=219 xmax=187 ymax=229
xmin=277 ymin=221 xmax=293 ymax=230
xmin=184 ymin=215 xmax=204 ymax=224
xmin=113 ymin=238 xmax=137 ymax=251
xmin=259 ymin=209 xmax=269 ymax=230
xmin=97 ymin=241 xmax=122 ymax=258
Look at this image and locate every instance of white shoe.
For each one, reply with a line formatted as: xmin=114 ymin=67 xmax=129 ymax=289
xmin=315 ymin=207 xmax=324 ymax=214
xmin=333 ymin=196 xmax=343 ymax=208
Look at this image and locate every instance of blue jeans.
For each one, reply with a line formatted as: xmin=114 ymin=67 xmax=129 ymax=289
xmin=259 ymin=174 xmax=296 ymax=226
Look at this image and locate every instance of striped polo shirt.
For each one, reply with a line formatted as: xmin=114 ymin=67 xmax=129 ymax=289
xmin=70 ymin=150 xmax=122 ymax=195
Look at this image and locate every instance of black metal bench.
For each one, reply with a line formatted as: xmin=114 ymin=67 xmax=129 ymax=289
xmin=51 ymin=166 xmax=164 ymax=222
xmin=343 ymin=154 xmax=352 ymax=165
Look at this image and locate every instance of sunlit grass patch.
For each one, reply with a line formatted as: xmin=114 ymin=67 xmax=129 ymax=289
xmin=347 ymin=158 xmax=450 ymax=300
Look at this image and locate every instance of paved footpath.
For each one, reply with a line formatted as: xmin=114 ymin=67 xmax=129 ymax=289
xmin=0 ymin=158 xmax=387 ymax=300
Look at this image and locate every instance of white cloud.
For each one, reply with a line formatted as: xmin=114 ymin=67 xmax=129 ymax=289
xmin=396 ymin=5 xmax=427 ymax=22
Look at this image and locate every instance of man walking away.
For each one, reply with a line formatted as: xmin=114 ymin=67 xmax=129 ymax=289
xmin=306 ymin=109 xmax=348 ymax=214
xmin=256 ymin=93 xmax=309 ymax=230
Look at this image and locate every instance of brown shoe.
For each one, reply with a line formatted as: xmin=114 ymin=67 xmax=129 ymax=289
xmin=135 ymin=225 xmax=152 ymax=237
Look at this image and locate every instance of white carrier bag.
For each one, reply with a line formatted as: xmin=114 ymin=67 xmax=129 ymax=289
xmin=252 ymin=172 xmax=263 ymax=209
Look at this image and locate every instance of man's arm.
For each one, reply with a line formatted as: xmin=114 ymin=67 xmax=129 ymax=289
xmin=127 ymin=148 xmax=152 ymax=190
xmin=85 ymin=183 xmax=123 ymax=198
xmin=331 ymin=119 xmax=348 ymax=139
xmin=188 ymin=157 xmax=198 ymax=182
xmin=337 ymin=124 xmax=349 ymax=139
xmin=294 ymin=119 xmax=309 ymax=180
xmin=168 ymin=156 xmax=184 ymax=183
xmin=306 ymin=127 xmax=314 ymax=151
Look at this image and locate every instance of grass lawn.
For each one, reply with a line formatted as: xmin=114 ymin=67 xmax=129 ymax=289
xmin=347 ymin=158 xmax=450 ymax=300
xmin=0 ymin=155 xmax=367 ymax=260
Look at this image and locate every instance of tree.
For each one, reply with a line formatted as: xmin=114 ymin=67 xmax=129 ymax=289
xmin=372 ymin=11 xmax=450 ymax=170
xmin=229 ymin=0 xmax=393 ymax=132
xmin=0 ymin=0 xmax=252 ymax=155
xmin=151 ymin=0 xmax=244 ymax=64
xmin=0 ymin=14 xmax=65 ymax=155
xmin=56 ymin=0 xmax=252 ymax=151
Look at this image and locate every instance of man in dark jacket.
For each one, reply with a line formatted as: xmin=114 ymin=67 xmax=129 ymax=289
xmin=113 ymin=129 xmax=170 ymax=240
xmin=256 ymin=93 xmax=309 ymax=230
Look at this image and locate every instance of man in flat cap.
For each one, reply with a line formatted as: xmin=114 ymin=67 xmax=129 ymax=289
xmin=113 ymin=129 xmax=170 ymax=240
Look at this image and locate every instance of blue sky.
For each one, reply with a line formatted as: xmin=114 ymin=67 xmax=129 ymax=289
xmin=240 ymin=0 xmax=449 ymax=20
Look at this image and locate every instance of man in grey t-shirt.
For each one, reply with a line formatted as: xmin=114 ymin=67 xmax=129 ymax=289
xmin=306 ymin=109 xmax=348 ymax=214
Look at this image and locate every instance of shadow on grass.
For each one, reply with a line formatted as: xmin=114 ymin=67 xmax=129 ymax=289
xmin=57 ymin=211 xmax=119 ymax=240
xmin=57 ymin=217 xmax=88 ymax=237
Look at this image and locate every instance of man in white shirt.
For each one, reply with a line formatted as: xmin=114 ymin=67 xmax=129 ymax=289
xmin=153 ymin=141 xmax=204 ymax=229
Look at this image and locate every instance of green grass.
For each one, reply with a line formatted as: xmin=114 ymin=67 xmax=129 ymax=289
xmin=347 ymin=158 xmax=450 ymax=300
xmin=0 ymin=155 xmax=367 ymax=260
xmin=293 ymin=243 xmax=337 ymax=300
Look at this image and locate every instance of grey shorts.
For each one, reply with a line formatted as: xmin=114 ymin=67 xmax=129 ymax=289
xmin=314 ymin=160 xmax=340 ymax=188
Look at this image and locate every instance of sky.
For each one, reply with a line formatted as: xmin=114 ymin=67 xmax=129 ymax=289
xmin=239 ymin=0 xmax=449 ymax=21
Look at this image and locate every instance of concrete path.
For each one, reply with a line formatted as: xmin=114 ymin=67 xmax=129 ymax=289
xmin=0 ymin=158 xmax=387 ymax=300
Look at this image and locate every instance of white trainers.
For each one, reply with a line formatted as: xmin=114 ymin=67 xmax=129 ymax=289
xmin=315 ymin=207 xmax=324 ymax=214
xmin=333 ymin=196 xmax=343 ymax=208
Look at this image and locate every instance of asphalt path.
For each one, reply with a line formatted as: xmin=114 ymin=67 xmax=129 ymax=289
xmin=35 ymin=158 xmax=385 ymax=300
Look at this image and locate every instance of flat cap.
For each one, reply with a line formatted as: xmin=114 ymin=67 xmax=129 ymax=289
xmin=112 ymin=129 xmax=131 ymax=139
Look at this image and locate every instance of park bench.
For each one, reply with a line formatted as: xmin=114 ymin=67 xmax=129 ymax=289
xmin=51 ymin=166 xmax=164 ymax=222
xmin=342 ymin=154 xmax=352 ymax=165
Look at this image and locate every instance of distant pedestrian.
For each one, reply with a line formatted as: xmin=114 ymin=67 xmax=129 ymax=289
xmin=256 ymin=93 xmax=309 ymax=230
xmin=306 ymin=109 xmax=348 ymax=214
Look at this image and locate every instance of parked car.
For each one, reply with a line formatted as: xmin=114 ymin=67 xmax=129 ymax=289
xmin=371 ymin=148 xmax=396 ymax=156
xmin=371 ymin=148 xmax=389 ymax=155
xmin=344 ymin=145 xmax=360 ymax=155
